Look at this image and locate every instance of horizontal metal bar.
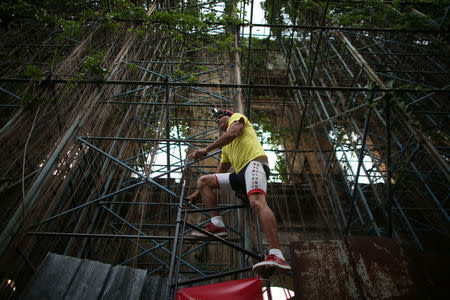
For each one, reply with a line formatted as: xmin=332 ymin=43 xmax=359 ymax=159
xmin=151 ymin=150 xmax=222 ymax=180
xmin=80 ymin=136 xmax=214 ymax=143
xmin=98 ymin=102 xmax=219 ymax=108
xmin=27 ymin=231 xmax=239 ymax=241
xmin=128 ymin=60 xmax=234 ymax=66
xmin=183 ymin=204 xmax=248 ymax=213
xmin=2 ymin=78 xmax=448 ymax=93
xmin=184 ymin=222 xmax=263 ymax=260
xmin=110 ymin=223 xmax=177 ymax=228
xmin=99 ymin=202 xmax=244 ymax=211
xmin=28 ymin=232 xmax=176 ymax=240
xmin=98 ymin=202 xmax=181 ymax=206
xmin=392 ymin=207 xmax=450 ymax=211
xmin=245 ymin=23 xmax=442 ymax=33
xmin=0 ymin=104 xmax=21 ymax=107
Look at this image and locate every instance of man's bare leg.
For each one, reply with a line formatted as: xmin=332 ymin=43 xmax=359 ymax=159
xmin=248 ymin=193 xmax=280 ymax=249
xmin=196 ymin=174 xmax=219 ymax=217
xmin=249 ymin=192 xmax=291 ymax=274
xmin=191 ymin=174 xmax=227 ymax=238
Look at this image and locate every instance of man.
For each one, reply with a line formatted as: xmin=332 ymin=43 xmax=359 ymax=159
xmin=188 ymin=108 xmax=291 ymax=275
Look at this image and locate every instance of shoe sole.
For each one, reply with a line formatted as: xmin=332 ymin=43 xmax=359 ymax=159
xmin=192 ymin=232 xmax=227 ymax=238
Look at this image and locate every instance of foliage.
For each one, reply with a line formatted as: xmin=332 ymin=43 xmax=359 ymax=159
xmin=261 ymin=0 xmax=444 ymax=34
xmin=261 ymin=0 xmax=285 ymax=38
xmin=326 ymin=1 xmax=437 ymax=31
xmin=169 ymin=120 xmax=190 ymax=139
xmin=23 ymin=65 xmax=44 ymax=82
xmin=241 ymin=37 xmax=277 ymax=73
xmin=1 ymin=0 xmax=248 ymax=61
xmin=20 ymin=92 xmax=53 ymax=106
xmin=57 ymin=19 xmax=83 ymax=40
xmin=81 ymin=51 xmax=108 ymax=78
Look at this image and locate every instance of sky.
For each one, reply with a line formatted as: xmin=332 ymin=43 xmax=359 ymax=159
xmin=243 ymin=0 xmax=270 ymax=38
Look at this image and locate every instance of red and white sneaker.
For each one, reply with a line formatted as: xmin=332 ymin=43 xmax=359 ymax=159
xmin=253 ymin=254 xmax=292 ymax=275
xmin=191 ymin=223 xmax=227 ymax=238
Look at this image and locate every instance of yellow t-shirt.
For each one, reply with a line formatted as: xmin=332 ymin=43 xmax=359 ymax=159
xmin=220 ymin=113 xmax=267 ymax=173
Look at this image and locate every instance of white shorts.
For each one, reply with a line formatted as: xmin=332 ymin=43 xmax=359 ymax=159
xmin=214 ymin=160 xmax=269 ymax=196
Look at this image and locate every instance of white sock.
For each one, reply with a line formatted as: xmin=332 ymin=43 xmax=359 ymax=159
xmin=211 ymin=216 xmax=225 ymax=227
xmin=269 ymin=248 xmax=285 ymax=260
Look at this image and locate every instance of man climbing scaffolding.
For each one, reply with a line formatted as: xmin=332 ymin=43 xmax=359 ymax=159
xmin=187 ymin=108 xmax=292 ymax=275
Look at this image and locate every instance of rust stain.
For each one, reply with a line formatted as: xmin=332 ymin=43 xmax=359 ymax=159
xmin=291 ymin=240 xmax=359 ymax=299
xmin=348 ymin=236 xmax=418 ymax=299
xmin=290 ymin=237 xmax=419 ymax=299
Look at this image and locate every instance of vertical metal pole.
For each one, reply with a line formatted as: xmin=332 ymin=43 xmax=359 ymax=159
xmin=345 ymin=92 xmax=374 ymax=235
xmin=244 ymin=207 xmax=252 ymax=269
xmin=245 ymin=0 xmax=254 ymax=119
xmin=172 ymin=209 xmax=187 ymax=296
xmin=167 ymin=159 xmax=188 ymax=300
xmin=254 ymin=211 xmax=273 ymax=299
xmin=386 ymin=96 xmax=393 ymax=236
xmin=267 ymin=286 xmax=273 ymax=300
xmin=254 ymin=213 xmax=264 ymax=258
xmin=237 ymin=199 xmax=244 ymax=276
xmin=246 ymin=80 xmax=252 ymax=120
xmin=307 ymin=0 xmax=329 ymax=87
xmin=165 ymin=77 xmax=172 ymax=225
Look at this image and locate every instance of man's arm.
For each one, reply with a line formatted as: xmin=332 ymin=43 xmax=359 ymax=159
xmin=206 ymin=118 xmax=244 ymax=152
xmin=217 ymin=162 xmax=231 ymax=173
xmin=190 ymin=117 xmax=244 ymax=160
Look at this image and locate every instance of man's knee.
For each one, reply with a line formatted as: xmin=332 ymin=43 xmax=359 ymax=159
xmin=248 ymin=193 xmax=267 ymax=212
xmin=197 ymin=175 xmax=218 ymax=189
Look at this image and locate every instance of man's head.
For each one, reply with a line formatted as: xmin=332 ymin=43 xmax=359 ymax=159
xmin=212 ymin=108 xmax=233 ymax=131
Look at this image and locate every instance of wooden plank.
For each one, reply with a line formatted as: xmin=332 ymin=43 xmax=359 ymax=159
xmin=335 ymin=31 xmax=385 ymax=88
xmin=101 ymin=265 xmax=147 ymax=300
xmin=21 ymin=253 xmax=82 ymax=300
xmin=63 ymin=259 xmax=111 ymax=299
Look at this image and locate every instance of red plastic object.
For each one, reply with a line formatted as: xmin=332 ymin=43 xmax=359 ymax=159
xmin=176 ymin=277 xmax=263 ymax=300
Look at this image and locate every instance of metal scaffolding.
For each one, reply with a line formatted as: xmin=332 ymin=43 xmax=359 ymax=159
xmin=0 ymin=0 xmax=448 ymax=298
